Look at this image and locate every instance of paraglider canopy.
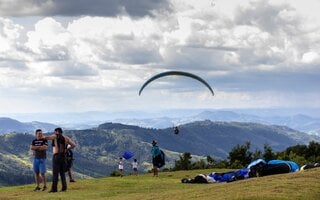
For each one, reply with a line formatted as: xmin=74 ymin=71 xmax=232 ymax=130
xmin=122 ymin=150 xmax=134 ymax=160
xmin=139 ymin=71 xmax=214 ymax=96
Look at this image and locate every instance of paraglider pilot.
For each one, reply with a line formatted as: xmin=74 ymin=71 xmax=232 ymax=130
xmin=174 ymin=126 xmax=179 ymax=135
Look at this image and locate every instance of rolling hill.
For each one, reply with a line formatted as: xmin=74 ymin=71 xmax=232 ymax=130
xmin=0 ymin=117 xmax=57 ymax=134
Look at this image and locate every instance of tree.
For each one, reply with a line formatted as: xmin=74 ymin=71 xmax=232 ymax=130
xmin=287 ymin=151 xmax=307 ymax=167
xmin=228 ymin=141 xmax=252 ymax=168
xmin=252 ymin=149 xmax=262 ymax=160
xmin=283 ymin=141 xmax=320 ymax=163
xmin=192 ymin=159 xmax=207 ymax=169
xmin=173 ymin=152 xmax=192 ymax=170
xmin=263 ymin=144 xmax=276 ymax=161
xmin=206 ymin=155 xmax=215 ymax=168
xmin=285 ymin=144 xmax=307 ymax=157
xmin=215 ymin=160 xmax=229 ymax=169
xmin=306 ymin=141 xmax=320 ymax=162
xmin=276 ymin=151 xmax=289 ymax=161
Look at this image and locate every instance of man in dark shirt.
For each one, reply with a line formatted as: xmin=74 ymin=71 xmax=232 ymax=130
xmin=30 ymin=129 xmax=48 ymax=191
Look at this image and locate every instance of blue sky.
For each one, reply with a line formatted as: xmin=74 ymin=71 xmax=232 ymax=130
xmin=0 ymin=0 xmax=319 ymax=114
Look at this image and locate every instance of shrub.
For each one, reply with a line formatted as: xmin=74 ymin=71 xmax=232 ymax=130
xmin=110 ymin=170 xmax=121 ymax=177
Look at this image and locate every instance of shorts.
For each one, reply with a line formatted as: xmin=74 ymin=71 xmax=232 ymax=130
xmin=133 ymin=168 xmax=137 ymax=172
xmin=33 ymin=158 xmax=46 ymax=174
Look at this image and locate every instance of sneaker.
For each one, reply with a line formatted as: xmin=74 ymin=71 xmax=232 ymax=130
xmin=33 ymin=186 xmax=41 ymax=191
xmin=42 ymin=186 xmax=47 ymax=191
xmin=48 ymin=190 xmax=57 ymax=193
xmin=60 ymin=189 xmax=67 ymax=192
xmin=70 ymin=179 xmax=76 ymax=182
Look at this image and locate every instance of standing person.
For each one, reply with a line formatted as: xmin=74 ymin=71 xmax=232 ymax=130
xmin=132 ymin=159 xmax=138 ymax=175
xmin=151 ymin=140 xmax=160 ymax=177
xmin=45 ymin=127 xmax=76 ymax=193
xmin=66 ymin=144 xmax=75 ymax=182
xmin=118 ymin=157 xmax=124 ymax=177
xmin=30 ymin=129 xmax=48 ymax=191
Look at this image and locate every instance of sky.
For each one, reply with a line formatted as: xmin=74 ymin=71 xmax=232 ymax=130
xmin=0 ymin=0 xmax=319 ymax=115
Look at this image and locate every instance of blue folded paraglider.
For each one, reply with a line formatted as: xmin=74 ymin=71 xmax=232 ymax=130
xmin=181 ymin=159 xmax=301 ymax=184
xmin=122 ymin=150 xmax=134 ymax=160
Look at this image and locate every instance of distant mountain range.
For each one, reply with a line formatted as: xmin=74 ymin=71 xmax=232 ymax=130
xmin=112 ymin=110 xmax=320 ymax=136
xmin=3 ymin=108 xmax=320 ymax=131
xmin=0 ymin=120 xmax=319 ymax=186
xmin=1 ymin=110 xmax=320 ymax=137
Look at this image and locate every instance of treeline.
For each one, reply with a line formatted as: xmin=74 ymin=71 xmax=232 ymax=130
xmin=170 ymin=141 xmax=320 ymax=171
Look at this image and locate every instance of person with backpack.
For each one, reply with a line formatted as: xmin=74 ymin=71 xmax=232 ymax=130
xmin=66 ymin=144 xmax=75 ymax=182
xmin=45 ymin=127 xmax=76 ymax=193
xmin=151 ymin=140 xmax=160 ymax=177
xmin=30 ymin=129 xmax=48 ymax=191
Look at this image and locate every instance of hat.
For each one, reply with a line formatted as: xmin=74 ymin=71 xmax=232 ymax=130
xmin=152 ymin=140 xmax=157 ymax=145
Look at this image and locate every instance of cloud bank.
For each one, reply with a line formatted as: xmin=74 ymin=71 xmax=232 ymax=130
xmin=0 ymin=0 xmax=319 ymax=113
xmin=0 ymin=0 xmax=172 ymax=17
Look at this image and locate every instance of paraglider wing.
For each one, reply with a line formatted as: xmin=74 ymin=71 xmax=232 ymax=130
xmin=139 ymin=71 xmax=214 ymax=96
xmin=122 ymin=150 xmax=134 ymax=160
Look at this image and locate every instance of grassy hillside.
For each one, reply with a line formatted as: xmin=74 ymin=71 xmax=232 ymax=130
xmin=0 ymin=168 xmax=319 ymax=200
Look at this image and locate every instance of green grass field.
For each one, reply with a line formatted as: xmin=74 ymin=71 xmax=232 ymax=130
xmin=0 ymin=168 xmax=319 ymax=200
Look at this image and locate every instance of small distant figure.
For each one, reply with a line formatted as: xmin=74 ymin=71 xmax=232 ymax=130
xmin=174 ymin=126 xmax=179 ymax=135
xmin=66 ymin=144 xmax=75 ymax=183
xmin=119 ymin=157 xmax=124 ymax=177
xmin=132 ymin=159 xmax=138 ymax=175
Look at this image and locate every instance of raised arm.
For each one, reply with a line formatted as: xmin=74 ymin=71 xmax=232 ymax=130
xmin=44 ymin=134 xmax=57 ymax=141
